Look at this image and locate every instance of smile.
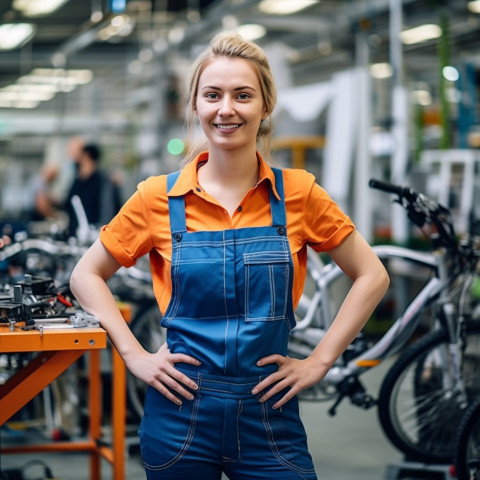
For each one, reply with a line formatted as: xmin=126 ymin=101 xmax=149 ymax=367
xmin=214 ymin=124 xmax=241 ymax=130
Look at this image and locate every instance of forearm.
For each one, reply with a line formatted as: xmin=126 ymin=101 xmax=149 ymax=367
xmin=70 ymin=242 xmax=144 ymax=361
xmin=310 ymin=269 xmax=389 ymax=371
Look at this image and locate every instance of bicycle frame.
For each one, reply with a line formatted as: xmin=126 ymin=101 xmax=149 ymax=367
xmin=290 ymin=244 xmax=449 ymax=387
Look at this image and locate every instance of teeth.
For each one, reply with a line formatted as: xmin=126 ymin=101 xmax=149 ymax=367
xmin=216 ymin=124 xmax=239 ymax=129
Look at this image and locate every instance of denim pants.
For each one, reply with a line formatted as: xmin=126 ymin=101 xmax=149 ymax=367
xmin=139 ymin=369 xmax=317 ymax=480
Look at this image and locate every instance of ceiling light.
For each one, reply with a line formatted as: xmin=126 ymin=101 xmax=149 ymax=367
xmin=0 ymin=23 xmax=36 ymax=51
xmin=0 ymin=67 xmax=93 ymax=109
xmin=259 ymin=0 xmax=319 ymax=15
xmin=19 ymin=68 xmax=93 ymax=86
xmin=236 ymin=24 xmax=267 ymax=41
xmin=400 ymin=24 xmax=442 ymax=45
xmin=467 ymin=1 xmax=480 ymax=13
xmin=0 ymin=99 xmax=40 ymax=109
xmin=0 ymin=90 xmax=55 ymax=102
xmin=370 ymin=63 xmax=392 ymax=79
xmin=13 ymin=0 xmax=70 ymax=17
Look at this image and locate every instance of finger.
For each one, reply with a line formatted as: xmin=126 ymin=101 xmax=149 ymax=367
xmin=152 ymin=380 xmax=184 ymax=405
xmin=161 ymin=373 xmax=197 ymax=400
xmin=256 ymin=354 xmax=284 ymax=367
xmin=171 ymin=352 xmax=202 ymax=367
xmin=251 ymin=371 xmax=282 ymax=395
xmin=271 ymin=387 xmax=297 ymax=409
xmin=257 ymin=377 xmax=291 ymax=403
xmin=167 ymin=368 xmax=200 ymax=392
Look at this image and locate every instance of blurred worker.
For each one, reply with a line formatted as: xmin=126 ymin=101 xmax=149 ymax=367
xmin=64 ymin=143 xmax=121 ymax=239
xmin=0 ymin=235 xmax=10 ymax=249
xmin=25 ymin=164 xmax=60 ymax=221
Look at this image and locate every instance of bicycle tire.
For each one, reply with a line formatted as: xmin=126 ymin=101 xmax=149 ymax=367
xmin=377 ymin=321 xmax=480 ymax=464
xmin=454 ymin=396 xmax=480 ymax=480
xmin=127 ymin=302 xmax=165 ymax=420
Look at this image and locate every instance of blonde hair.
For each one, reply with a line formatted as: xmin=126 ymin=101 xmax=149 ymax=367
xmin=182 ymin=32 xmax=276 ymax=166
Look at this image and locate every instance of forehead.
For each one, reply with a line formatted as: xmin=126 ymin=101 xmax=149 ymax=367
xmin=198 ymin=56 xmax=260 ymax=88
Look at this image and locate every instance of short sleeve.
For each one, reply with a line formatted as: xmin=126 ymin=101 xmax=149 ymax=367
xmin=99 ymin=180 xmax=156 ymax=267
xmin=302 ymin=175 xmax=355 ymax=252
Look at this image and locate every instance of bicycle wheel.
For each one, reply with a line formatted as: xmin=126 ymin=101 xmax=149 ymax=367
xmin=127 ymin=302 xmax=166 ymax=420
xmin=377 ymin=321 xmax=480 ymax=464
xmin=454 ymin=396 xmax=480 ymax=480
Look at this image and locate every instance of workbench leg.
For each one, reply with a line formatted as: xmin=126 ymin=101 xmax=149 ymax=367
xmin=89 ymin=349 xmax=102 ymax=480
xmin=112 ymin=346 xmax=126 ymax=480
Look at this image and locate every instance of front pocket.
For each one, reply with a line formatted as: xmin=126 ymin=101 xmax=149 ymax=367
xmin=139 ymin=387 xmax=200 ymax=471
xmin=244 ymin=251 xmax=290 ymax=321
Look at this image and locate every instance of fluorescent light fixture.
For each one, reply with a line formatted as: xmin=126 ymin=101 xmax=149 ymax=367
xmin=370 ymin=63 xmax=392 ymax=79
xmin=467 ymin=1 xmax=480 ymax=13
xmin=0 ymin=90 xmax=55 ymax=102
xmin=13 ymin=0 xmax=69 ymax=17
xmin=0 ymin=67 xmax=93 ymax=109
xmin=0 ymin=23 xmax=36 ymax=50
xmin=21 ymin=68 xmax=93 ymax=85
xmin=0 ymin=99 xmax=40 ymax=109
xmin=259 ymin=0 xmax=319 ymax=15
xmin=400 ymin=24 xmax=442 ymax=45
xmin=236 ymin=24 xmax=267 ymax=41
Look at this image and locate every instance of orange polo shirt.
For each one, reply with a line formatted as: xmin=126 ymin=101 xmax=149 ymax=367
xmin=100 ymin=152 xmax=354 ymax=314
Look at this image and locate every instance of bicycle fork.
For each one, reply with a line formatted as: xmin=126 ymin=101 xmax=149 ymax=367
xmin=442 ymin=301 xmax=469 ymax=408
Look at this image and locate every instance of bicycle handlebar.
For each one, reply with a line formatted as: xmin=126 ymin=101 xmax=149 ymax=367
xmin=368 ymin=178 xmax=404 ymax=196
xmin=369 ymin=178 xmax=419 ymax=204
xmin=369 ymin=178 xmax=461 ymax=256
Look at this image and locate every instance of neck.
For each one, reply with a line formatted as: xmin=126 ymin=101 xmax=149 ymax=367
xmin=197 ymin=147 xmax=260 ymax=216
xmin=202 ymin=146 xmax=258 ymax=184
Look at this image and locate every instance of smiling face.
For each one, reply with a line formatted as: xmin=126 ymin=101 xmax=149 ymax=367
xmin=195 ymin=56 xmax=268 ymax=154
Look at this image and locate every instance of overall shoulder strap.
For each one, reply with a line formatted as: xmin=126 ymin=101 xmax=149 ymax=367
xmin=270 ymin=167 xmax=286 ymax=227
xmin=166 ymin=171 xmax=187 ymax=233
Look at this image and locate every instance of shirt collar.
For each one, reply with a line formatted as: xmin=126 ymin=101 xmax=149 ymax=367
xmin=167 ymin=151 xmax=280 ymax=201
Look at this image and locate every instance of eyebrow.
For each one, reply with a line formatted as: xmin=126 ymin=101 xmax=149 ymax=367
xmin=200 ymin=85 xmax=257 ymax=92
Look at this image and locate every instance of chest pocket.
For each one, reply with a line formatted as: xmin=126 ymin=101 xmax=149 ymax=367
xmin=244 ymin=251 xmax=291 ymax=321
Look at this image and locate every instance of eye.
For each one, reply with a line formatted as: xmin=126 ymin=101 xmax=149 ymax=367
xmin=204 ymin=92 xmax=219 ymax=100
xmin=237 ymin=93 xmax=251 ymax=100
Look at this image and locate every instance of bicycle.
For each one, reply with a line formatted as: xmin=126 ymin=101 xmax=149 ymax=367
xmin=368 ymin=179 xmax=480 ymax=464
xmin=454 ymin=395 xmax=480 ymax=480
xmin=286 ymin=178 xmax=480 ymax=466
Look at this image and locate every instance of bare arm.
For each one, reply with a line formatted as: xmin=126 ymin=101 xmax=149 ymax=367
xmin=310 ymin=230 xmax=390 ymax=368
xmin=70 ymin=239 xmax=200 ymax=405
xmin=253 ymin=230 xmax=390 ymax=407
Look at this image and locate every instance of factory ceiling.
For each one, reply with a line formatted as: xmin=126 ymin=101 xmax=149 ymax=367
xmin=0 ymin=0 xmax=479 ymax=115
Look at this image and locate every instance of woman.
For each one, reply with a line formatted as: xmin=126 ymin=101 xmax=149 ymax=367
xmin=70 ymin=32 xmax=389 ymax=480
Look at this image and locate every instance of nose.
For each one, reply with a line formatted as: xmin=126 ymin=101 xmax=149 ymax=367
xmin=218 ymin=96 xmax=235 ymax=116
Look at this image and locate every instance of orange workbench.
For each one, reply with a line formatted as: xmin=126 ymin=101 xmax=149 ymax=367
xmin=0 ymin=322 xmax=127 ymax=480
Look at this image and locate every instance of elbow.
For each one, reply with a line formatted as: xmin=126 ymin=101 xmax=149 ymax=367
xmin=69 ymin=264 xmax=81 ymax=298
xmin=378 ymin=263 xmax=390 ymax=296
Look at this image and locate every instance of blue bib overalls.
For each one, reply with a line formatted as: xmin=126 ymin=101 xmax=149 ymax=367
xmin=139 ymin=168 xmax=317 ymax=480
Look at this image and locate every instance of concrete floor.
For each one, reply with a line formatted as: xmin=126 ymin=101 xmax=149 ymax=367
xmin=0 ymin=361 xmax=455 ymax=480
